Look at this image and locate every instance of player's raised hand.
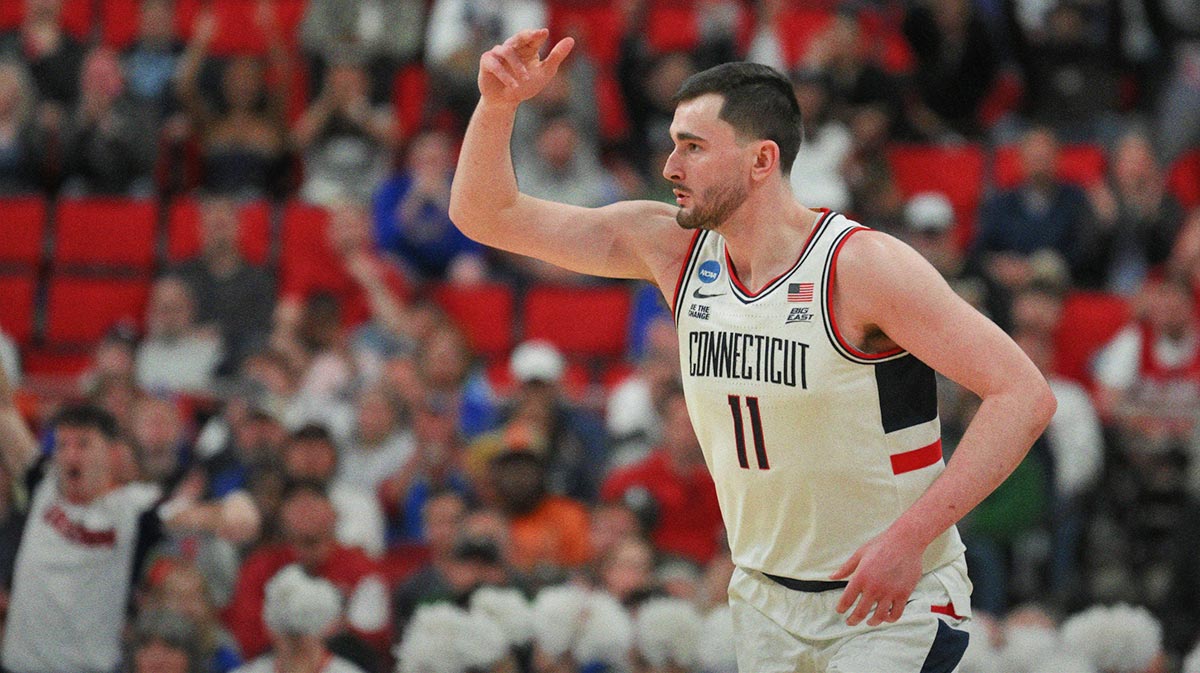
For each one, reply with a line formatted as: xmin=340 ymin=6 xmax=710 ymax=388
xmin=830 ymin=529 xmax=924 ymax=627
xmin=477 ymin=29 xmax=574 ymax=107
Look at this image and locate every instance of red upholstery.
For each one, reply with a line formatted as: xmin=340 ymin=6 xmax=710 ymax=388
xmin=0 ymin=0 xmax=92 ymax=38
xmin=279 ymin=201 xmax=334 ymax=295
xmin=22 ymin=349 xmax=93 ymax=378
xmin=54 ymin=198 xmax=158 ymax=272
xmin=432 ymin=283 xmax=515 ymax=358
xmin=0 ymin=197 xmax=47 ymax=269
xmin=166 ymin=198 xmax=272 ymax=265
xmin=1168 ymin=150 xmax=1200 ymax=210
xmin=45 ymin=276 xmax=150 ymax=344
xmin=392 ymin=65 xmax=429 ymax=139
xmin=100 ymin=0 xmax=140 ymax=48
xmin=0 ymin=275 xmax=36 ymax=344
xmin=1052 ymin=291 xmax=1132 ymax=385
xmin=887 ymin=144 xmax=986 ymax=250
xmin=523 ymin=285 xmax=631 ymax=358
xmin=174 ymin=0 xmax=306 ymax=54
xmin=993 ymin=144 xmax=1107 ymax=190
xmin=548 ymin=4 xmax=623 ymax=67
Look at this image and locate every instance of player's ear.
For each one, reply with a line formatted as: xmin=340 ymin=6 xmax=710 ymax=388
xmin=750 ymin=140 xmax=780 ymax=182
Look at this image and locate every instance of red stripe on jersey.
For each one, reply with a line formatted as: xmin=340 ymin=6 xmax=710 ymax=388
xmin=671 ymin=229 xmax=703 ymax=321
xmin=890 ymin=439 xmax=943 ymax=475
xmin=826 ymin=227 xmax=904 ymax=360
xmin=931 ymin=602 xmax=964 ymax=620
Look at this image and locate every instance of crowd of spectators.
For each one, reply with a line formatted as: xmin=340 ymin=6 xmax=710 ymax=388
xmin=4 ymin=0 xmax=1200 ymax=670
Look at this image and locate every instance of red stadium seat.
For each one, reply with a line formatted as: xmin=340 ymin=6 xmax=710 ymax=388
xmin=1052 ymin=291 xmax=1132 ymax=386
xmin=22 ymin=348 xmax=93 ymax=378
xmin=1168 ymin=150 xmax=1200 ymax=210
xmin=279 ymin=201 xmax=337 ymax=295
xmin=45 ymin=276 xmax=150 ymax=345
xmin=101 ymin=0 xmax=140 ymax=48
xmin=166 ymin=198 xmax=272 ymax=266
xmin=0 ymin=196 xmax=47 ymax=269
xmin=774 ymin=8 xmax=836 ymax=68
xmin=595 ymin=72 xmax=629 ymax=142
xmin=0 ymin=275 xmax=36 ymax=344
xmin=977 ymin=69 xmax=1024 ymax=129
xmin=0 ymin=0 xmax=91 ymax=38
xmin=523 ymin=285 xmax=632 ymax=358
xmin=54 ymin=198 xmax=158 ymax=273
xmin=392 ymin=65 xmax=428 ymax=139
xmin=887 ymin=144 xmax=986 ymax=250
xmin=175 ymin=0 xmax=306 ymax=54
xmin=647 ymin=5 xmax=700 ymax=54
xmin=432 ymin=283 xmax=515 ymax=359
xmin=548 ymin=4 xmax=623 ymax=67
xmin=993 ymin=144 xmax=1107 ymax=190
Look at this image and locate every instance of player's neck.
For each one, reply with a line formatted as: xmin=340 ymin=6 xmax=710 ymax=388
xmin=718 ymin=190 xmax=819 ymax=294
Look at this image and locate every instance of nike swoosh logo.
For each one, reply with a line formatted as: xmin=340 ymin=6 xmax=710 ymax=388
xmin=693 ymin=288 xmax=726 ymax=299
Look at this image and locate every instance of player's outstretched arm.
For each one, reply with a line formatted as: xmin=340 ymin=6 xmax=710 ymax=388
xmin=449 ymin=29 xmax=689 ymax=283
xmin=828 ymin=230 xmax=1056 ymax=626
xmin=0 ymin=364 xmax=36 ymax=478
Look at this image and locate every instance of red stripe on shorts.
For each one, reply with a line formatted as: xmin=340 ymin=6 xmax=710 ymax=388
xmin=931 ymin=602 xmax=964 ymax=620
xmin=890 ymin=439 xmax=943 ymax=475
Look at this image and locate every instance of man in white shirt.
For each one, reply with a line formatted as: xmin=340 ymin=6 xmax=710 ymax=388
xmin=0 ymin=366 xmax=258 ymax=673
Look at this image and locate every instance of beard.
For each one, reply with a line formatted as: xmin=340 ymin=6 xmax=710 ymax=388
xmin=675 ymin=180 xmax=750 ymax=231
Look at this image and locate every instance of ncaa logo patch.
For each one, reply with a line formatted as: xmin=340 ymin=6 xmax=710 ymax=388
xmin=698 ymin=260 xmax=721 ymax=284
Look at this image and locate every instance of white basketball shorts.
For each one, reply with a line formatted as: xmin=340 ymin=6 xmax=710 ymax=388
xmin=727 ymin=554 xmax=972 ymax=673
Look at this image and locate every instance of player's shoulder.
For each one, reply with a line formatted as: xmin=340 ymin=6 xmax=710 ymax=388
xmin=833 ymin=226 xmax=929 ymax=283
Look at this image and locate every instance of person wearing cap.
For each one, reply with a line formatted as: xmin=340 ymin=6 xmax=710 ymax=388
xmin=902 ymin=192 xmax=962 ymax=278
xmin=501 ymin=340 xmax=607 ymax=501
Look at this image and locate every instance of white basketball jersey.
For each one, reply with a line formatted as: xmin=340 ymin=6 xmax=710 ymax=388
xmin=671 ymin=210 xmax=964 ymax=580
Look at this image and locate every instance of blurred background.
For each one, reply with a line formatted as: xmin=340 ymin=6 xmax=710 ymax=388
xmin=1 ymin=0 xmax=1200 ymax=670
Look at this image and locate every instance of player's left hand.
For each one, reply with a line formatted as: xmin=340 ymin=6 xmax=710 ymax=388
xmin=830 ymin=529 xmax=924 ymax=627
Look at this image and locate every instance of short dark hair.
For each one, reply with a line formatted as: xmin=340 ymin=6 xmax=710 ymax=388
xmin=53 ymin=403 xmax=118 ymax=439
xmin=673 ymin=62 xmax=803 ymax=175
xmin=288 ymin=423 xmax=334 ymax=445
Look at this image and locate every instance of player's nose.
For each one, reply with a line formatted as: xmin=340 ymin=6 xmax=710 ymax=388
xmin=662 ymin=150 xmax=683 ymax=183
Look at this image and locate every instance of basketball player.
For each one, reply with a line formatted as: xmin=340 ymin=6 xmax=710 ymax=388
xmin=450 ymin=30 xmax=1056 ymax=671
xmin=0 ymin=364 xmax=259 ymax=673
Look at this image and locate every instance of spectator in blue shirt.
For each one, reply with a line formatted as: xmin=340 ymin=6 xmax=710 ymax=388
xmin=373 ymin=129 xmax=484 ymax=283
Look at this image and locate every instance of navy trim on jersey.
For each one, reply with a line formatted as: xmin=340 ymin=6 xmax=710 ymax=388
xmin=875 ymin=356 xmax=939 ymax=434
xmin=918 ymin=620 xmax=969 ymax=673
xmin=673 ymin=230 xmax=709 ymax=323
xmin=672 ymin=230 xmax=705 ymax=323
xmin=819 ymin=226 xmax=907 ymax=364
xmin=725 ymin=209 xmax=834 ymax=304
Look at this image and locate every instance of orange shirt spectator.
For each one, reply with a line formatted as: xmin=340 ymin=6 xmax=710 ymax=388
xmin=508 ymin=493 xmax=591 ymax=572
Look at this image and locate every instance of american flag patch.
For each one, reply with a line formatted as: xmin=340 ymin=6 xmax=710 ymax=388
xmin=787 ymin=283 xmax=813 ymax=302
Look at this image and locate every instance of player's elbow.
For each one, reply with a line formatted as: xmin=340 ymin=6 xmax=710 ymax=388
xmin=1030 ymin=378 xmax=1057 ymax=432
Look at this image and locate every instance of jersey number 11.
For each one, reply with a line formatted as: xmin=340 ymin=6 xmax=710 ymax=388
xmin=727 ymin=394 xmax=769 ymax=470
